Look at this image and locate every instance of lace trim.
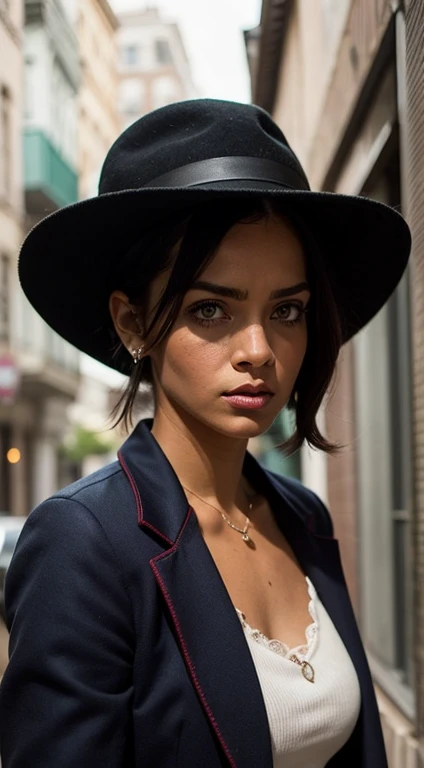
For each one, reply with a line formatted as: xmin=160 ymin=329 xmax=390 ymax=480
xmin=236 ymin=577 xmax=318 ymax=660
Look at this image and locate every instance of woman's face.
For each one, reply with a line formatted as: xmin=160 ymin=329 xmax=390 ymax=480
xmin=146 ymin=214 xmax=310 ymax=440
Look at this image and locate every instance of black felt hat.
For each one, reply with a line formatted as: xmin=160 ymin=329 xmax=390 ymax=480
xmin=18 ymin=98 xmax=411 ymax=374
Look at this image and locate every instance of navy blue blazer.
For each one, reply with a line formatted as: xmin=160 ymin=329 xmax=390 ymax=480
xmin=0 ymin=419 xmax=387 ymax=767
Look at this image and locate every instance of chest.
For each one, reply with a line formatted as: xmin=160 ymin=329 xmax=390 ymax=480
xmin=200 ymin=501 xmax=314 ymax=648
xmin=119 ymin=501 xmax=381 ymax=768
xmin=239 ymin=583 xmax=361 ymax=768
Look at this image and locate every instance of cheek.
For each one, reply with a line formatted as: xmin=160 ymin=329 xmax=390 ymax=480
xmin=151 ymin=330 xmax=225 ymax=385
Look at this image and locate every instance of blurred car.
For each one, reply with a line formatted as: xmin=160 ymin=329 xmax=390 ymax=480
xmin=0 ymin=515 xmax=26 ymax=623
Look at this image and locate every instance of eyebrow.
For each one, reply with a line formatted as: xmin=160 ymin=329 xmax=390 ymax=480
xmin=190 ymin=280 xmax=310 ymax=301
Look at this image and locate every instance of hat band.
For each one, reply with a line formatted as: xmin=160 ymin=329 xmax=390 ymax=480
xmin=145 ymin=156 xmax=310 ymax=191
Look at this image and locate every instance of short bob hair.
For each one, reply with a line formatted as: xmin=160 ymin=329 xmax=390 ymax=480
xmin=110 ymin=198 xmax=344 ymax=455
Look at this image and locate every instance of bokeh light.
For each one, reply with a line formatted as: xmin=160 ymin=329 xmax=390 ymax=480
xmin=6 ymin=448 xmax=21 ymax=464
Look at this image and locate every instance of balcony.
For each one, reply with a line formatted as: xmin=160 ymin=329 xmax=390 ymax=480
xmin=24 ymin=129 xmax=78 ymax=214
xmin=11 ymin=295 xmax=81 ymax=402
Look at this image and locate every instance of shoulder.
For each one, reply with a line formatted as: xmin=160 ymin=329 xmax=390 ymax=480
xmin=38 ymin=460 xmax=133 ymax=518
xmin=265 ymin=470 xmax=334 ymax=538
xmin=21 ymin=461 xmax=137 ymax=548
xmin=7 ymin=462 xmax=141 ymax=610
xmin=55 ymin=460 xmax=126 ymax=503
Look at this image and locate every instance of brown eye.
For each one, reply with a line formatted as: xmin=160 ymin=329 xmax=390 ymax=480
xmin=278 ymin=306 xmax=292 ymax=320
xmin=200 ymin=304 xmax=218 ymax=319
xmin=186 ymin=300 xmax=229 ymax=326
xmin=271 ymin=302 xmax=305 ymax=325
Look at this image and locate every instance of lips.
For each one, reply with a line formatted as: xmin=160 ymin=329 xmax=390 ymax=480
xmin=222 ymin=383 xmax=275 ymax=411
xmin=222 ymin=390 xmax=274 ymax=411
xmin=224 ymin=383 xmax=274 ymax=396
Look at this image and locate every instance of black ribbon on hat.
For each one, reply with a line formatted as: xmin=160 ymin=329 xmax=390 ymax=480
xmin=144 ymin=156 xmax=310 ymax=192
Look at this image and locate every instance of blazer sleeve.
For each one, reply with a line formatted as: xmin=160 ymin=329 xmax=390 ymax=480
xmin=0 ymin=496 xmax=136 ymax=768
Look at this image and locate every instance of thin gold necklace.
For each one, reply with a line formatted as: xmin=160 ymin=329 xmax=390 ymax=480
xmin=182 ymin=485 xmax=254 ymax=546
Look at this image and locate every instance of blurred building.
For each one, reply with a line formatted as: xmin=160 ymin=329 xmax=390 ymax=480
xmin=116 ymin=6 xmax=196 ymax=130
xmin=0 ymin=0 xmax=82 ymax=518
xmin=0 ymin=0 xmax=25 ymax=516
xmin=63 ymin=368 xmax=154 ymax=482
xmin=63 ymin=372 xmax=121 ymax=482
xmin=79 ymin=0 xmax=119 ymax=199
xmin=63 ymin=0 xmax=120 ymax=199
xmin=248 ymin=0 xmax=423 ymax=762
xmin=24 ymin=0 xmax=80 ymax=224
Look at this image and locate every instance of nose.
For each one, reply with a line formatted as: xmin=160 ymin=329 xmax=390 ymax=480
xmin=231 ymin=323 xmax=275 ymax=370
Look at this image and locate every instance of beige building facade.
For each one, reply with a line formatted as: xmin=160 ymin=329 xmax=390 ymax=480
xmin=250 ymin=0 xmax=423 ymax=763
xmin=0 ymin=0 xmax=25 ymax=517
xmin=0 ymin=0 xmax=23 ymax=343
xmin=77 ymin=0 xmax=119 ymax=200
xmin=0 ymin=0 xmax=83 ymax=523
xmin=63 ymin=0 xmax=119 ymax=200
xmin=116 ymin=6 xmax=196 ymax=131
xmin=0 ymin=1 xmax=23 ymax=245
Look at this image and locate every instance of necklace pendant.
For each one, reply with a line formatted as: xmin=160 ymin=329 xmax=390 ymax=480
xmin=300 ymin=661 xmax=315 ymax=683
xmin=289 ymin=654 xmax=315 ymax=683
xmin=242 ymin=533 xmax=256 ymax=549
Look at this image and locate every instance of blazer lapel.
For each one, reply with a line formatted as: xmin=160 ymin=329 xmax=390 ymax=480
xmin=263 ymin=466 xmax=373 ymax=678
xmin=262 ymin=464 xmax=385 ymax=765
xmin=260 ymin=463 xmax=371 ymax=669
xmin=118 ymin=420 xmax=273 ymax=767
xmin=151 ymin=510 xmax=273 ymax=768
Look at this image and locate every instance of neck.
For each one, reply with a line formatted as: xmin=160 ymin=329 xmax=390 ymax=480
xmin=151 ymin=404 xmax=250 ymax=510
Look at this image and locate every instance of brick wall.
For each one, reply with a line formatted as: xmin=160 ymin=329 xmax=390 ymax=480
xmin=404 ymin=0 xmax=424 ymax=747
xmin=326 ymin=343 xmax=359 ymax=614
xmin=307 ymin=0 xmax=393 ymax=189
xmin=377 ymin=686 xmax=419 ymax=768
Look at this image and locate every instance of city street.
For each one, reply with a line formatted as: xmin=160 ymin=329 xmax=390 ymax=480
xmin=1 ymin=0 xmax=424 ymax=765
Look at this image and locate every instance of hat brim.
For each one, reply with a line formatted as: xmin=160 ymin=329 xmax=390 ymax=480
xmin=18 ymin=184 xmax=411 ymax=375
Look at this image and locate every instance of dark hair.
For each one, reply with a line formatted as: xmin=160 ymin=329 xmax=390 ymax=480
xmin=109 ymin=198 xmax=344 ymax=455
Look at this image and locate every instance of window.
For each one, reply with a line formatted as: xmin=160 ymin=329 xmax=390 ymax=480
xmin=119 ymin=78 xmax=144 ymax=117
xmin=388 ymin=270 xmax=413 ymax=684
xmin=0 ymin=254 xmax=10 ymax=342
xmin=152 ymin=76 xmax=176 ymax=110
xmin=24 ymin=57 xmax=35 ymax=119
xmin=354 ymin=152 xmax=414 ymax=714
xmin=121 ymin=45 xmax=139 ymax=68
xmin=0 ymin=86 xmax=11 ymax=198
xmin=50 ymin=59 xmax=76 ymax=167
xmin=155 ymin=39 xmax=172 ymax=65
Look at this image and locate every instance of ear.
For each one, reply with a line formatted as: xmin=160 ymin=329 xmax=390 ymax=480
xmin=109 ymin=291 xmax=144 ymax=355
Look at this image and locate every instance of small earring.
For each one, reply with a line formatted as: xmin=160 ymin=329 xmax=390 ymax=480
xmin=131 ymin=345 xmax=144 ymax=364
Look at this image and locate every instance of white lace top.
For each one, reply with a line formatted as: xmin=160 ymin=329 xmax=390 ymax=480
xmin=236 ymin=577 xmax=361 ymax=767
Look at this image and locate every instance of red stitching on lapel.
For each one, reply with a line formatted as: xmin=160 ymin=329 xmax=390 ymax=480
xmin=151 ymin=508 xmax=238 ymax=768
xmin=118 ymin=449 xmax=174 ymax=547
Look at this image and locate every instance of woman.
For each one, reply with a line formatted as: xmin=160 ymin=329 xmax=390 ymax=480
xmin=0 ymin=99 xmax=411 ymax=767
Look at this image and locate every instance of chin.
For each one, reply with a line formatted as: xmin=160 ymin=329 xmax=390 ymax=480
xmin=202 ymin=412 xmax=280 ymax=441
xmin=167 ymin=397 xmax=285 ymax=440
